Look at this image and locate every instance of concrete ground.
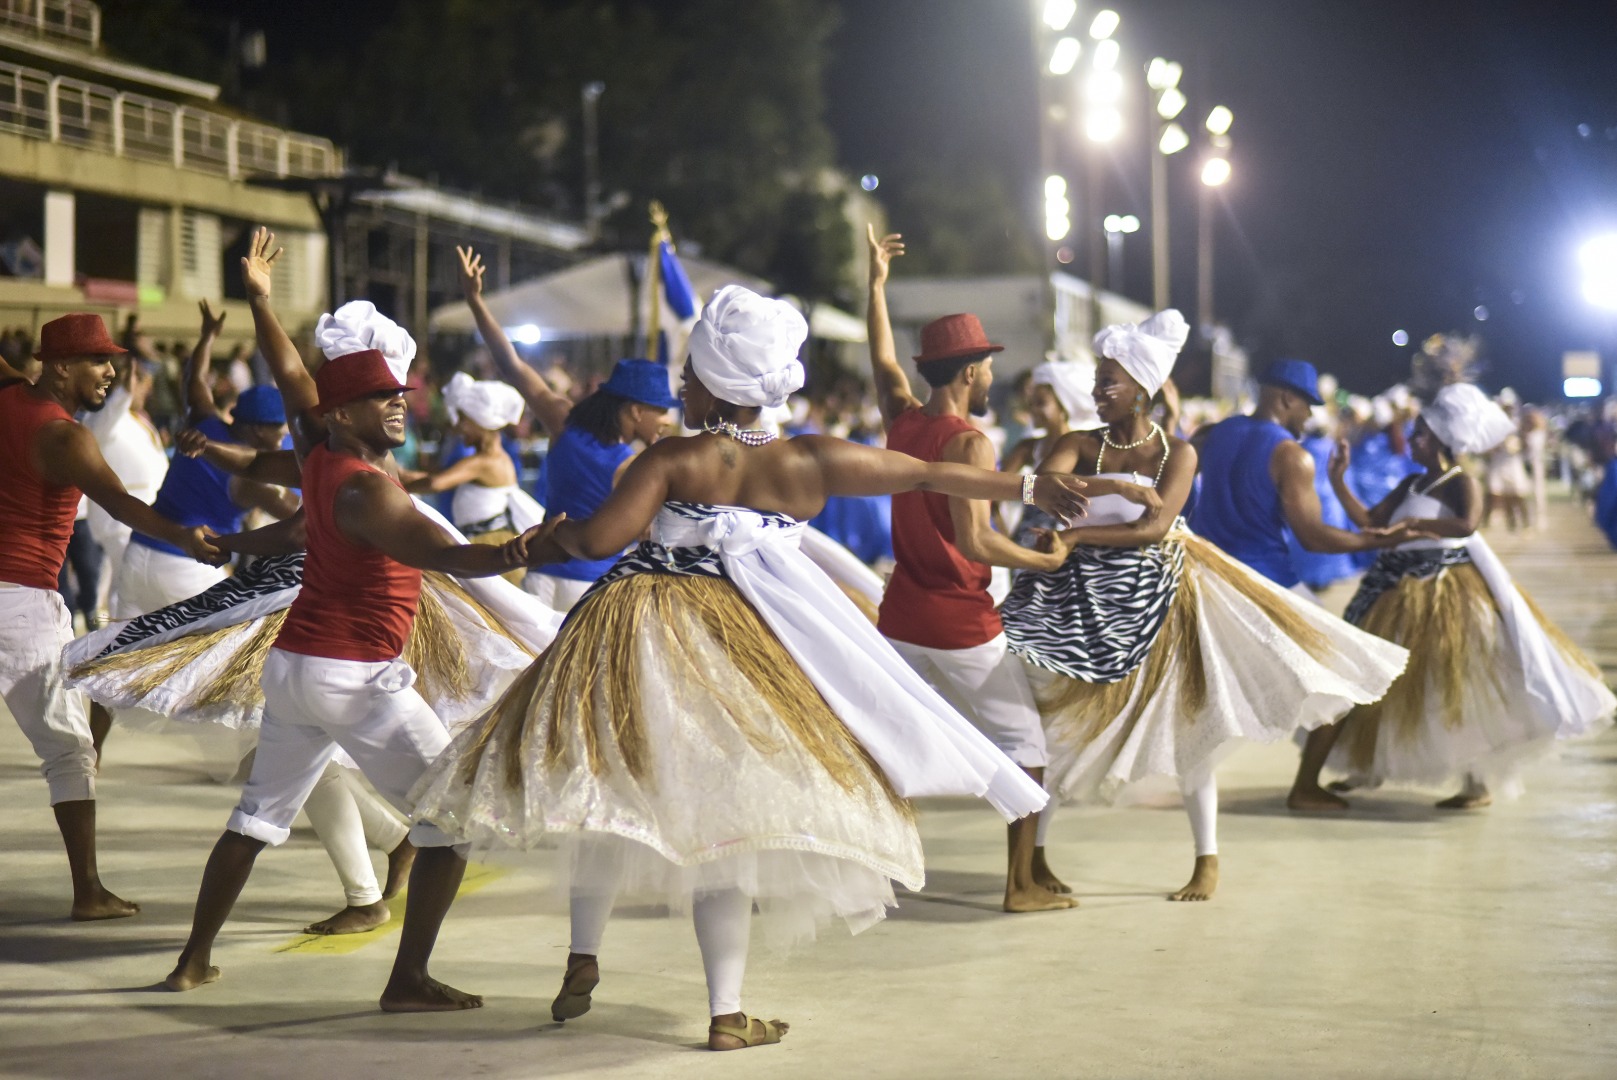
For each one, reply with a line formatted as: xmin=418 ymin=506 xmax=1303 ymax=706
xmin=3 ymin=498 xmax=1616 ymax=1080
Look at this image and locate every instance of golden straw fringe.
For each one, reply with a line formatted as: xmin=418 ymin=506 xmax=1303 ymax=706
xmin=192 ymin=611 xmax=288 ymax=709
xmin=460 ymin=573 xmax=905 ymax=812
xmin=403 ymin=582 xmax=473 ymax=704
xmin=423 ymin=571 xmax=536 ymax=657
xmin=1182 ymin=535 xmax=1330 ymax=662
xmin=1336 ymin=561 xmax=1505 ymax=771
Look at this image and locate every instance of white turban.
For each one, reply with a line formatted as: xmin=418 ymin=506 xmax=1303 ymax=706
xmin=1030 ymin=361 xmax=1099 ymax=428
xmin=687 ymin=285 xmax=807 ymax=408
xmin=316 ymin=301 xmax=417 ymax=383
xmin=1423 ymin=383 xmax=1515 ymax=456
xmin=442 ymin=372 xmax=524 ymax=431
xmin=1092 ymin=308 xmax=1189 ymax=397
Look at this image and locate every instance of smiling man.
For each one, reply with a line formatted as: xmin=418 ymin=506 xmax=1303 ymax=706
xmin=0 ymin=313 xmax=221 ymax=919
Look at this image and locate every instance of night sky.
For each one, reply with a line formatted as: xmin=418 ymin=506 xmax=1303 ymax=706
xmin=825 ymin=0 xmax=1617 ymax=400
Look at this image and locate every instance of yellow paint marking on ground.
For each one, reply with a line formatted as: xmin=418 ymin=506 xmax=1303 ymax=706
xmin=271 ymin=862 xmax=507 ymax=955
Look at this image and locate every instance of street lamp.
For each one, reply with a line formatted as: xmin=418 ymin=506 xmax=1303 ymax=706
xmin=1042 ymin=0 xmax=1077 ymax=31
xmin=1048 ymin=36 xmax=1081 ymax=75
xmin=1082 ymin=12 xmax=1122 ymax=329
xmin=1103 ymin=213 xmax=1141 ymax=289
xmin=1045 ymin=174 xmax=1071 ymax=241
xmin=1579 ymin=233 xmax=1617 ymax=310
xmin=1198 ymin=104 xmax=1233 ymax=335
xmin=1088 ymin=8 xmax=1120 ymax=40
xmin=1147 ymin=56 xmax=1187 ymax=310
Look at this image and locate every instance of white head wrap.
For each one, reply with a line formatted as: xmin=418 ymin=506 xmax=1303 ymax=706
xmin=315 ymin=301 xmax=417 ymax=383
xmin=1423 ymin=383 xmax=1515 ymax=456
xmin=442 ymin=372 xmax=525 ymax=431
xmin=687 ymin=285 xmax=807 ymax=408
xmin=1092 ymin=308 xmax=1190 ymax=397
xmin=1030 ymin=361 xmax=1099 ymax=428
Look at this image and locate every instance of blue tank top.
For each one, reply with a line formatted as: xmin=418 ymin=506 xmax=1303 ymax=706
xmin=130 ymin=416 xmax=245 ymax=557
xmin=540 ymin=425 xmax=635 ymax=581
xmin=1190 ymin=414 xmax=1299 ymax=587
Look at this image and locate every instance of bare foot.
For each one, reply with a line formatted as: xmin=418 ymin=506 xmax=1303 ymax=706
xmin=164 ymin=958 xmax=221 ymax=992
xmin=551 ymin=954 xmax=599 ymax=1022
xmin=71 ymin=887 xmax=140 ymax=921
xmin=305 ymin=900 xmax=390 ymax=935
xmin=708 ymin=1013 xmax=789 ymax=1050
xmin=1169 ymin=854 xmax=1219 ymax=901
xmin=1003 ymin=884 xmax=1078 ymax=912
xmin=1286 ymin=785 xmax=1349 ymax=812
xmin=383 ymin=839 xmax=416 ymax=900
xmin=1436 ymin=792 xmax=1492 ymax=810
xmin=379 ymin=974 xmax=483 ymax=1013
xmin=1031 ymin=847 xmax=1071 ymax=894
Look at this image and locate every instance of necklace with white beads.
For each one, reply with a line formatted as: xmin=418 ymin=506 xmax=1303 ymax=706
xmin=1096 ymin=422 xmax=1170 ymax=487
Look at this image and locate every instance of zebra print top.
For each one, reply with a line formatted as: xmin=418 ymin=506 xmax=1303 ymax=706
xmin=1341 ymin=546 xmax=1472 ymax=627
xmin=92 ymin=552 xmax=305 ymax=660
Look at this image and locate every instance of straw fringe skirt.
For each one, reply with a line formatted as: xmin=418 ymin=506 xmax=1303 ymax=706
xmin=1033 ymin=535 xmax=1408 ymax=803
xmin=1328 ymin=562 xmax=1607 ymax=787
xmin=410 ymin=571 xmax=923 ymax=943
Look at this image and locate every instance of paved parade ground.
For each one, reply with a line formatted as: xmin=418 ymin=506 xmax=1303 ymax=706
xmin=3 ymin=497 xmax=1615 ymax=1080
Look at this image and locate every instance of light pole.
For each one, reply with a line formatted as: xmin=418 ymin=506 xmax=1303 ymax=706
xmin=1103 ymin=213 xmax=1141 ymax=290
xmin=1147 ymin=58 xmax=1188 ymax=311
xmin=582 ymin=81 xmax=605 ymax=241
xmin=1083 ymin=10 xmax=1122 ymax=332
xmin=1197 ymin=105 xmax=1232 ymax=336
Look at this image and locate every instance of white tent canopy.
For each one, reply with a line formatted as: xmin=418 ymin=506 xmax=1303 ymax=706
xmin=429 ymin=252 xmax=864 ymax=343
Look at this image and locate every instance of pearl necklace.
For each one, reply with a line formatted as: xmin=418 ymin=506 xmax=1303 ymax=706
xmin=1096 ymin=422 xmax=1171 ymax=487
xmin=707 ymin=421 xmax=778 ymax=447
xmin=1412 ymin=464 xmax=1460 ymax=496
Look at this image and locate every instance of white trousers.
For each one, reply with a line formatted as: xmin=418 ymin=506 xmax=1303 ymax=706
xmin=229 ymin=649 xmax=457 ymax=850
xmin=303 ymin=763 xmax=410 ymax=906
xmin=888 ymin=633 xmax=1047 ymax=768
xmin=0 ymin=584 xmax=96 ymax=803
xmin=521 ymin=571 xmax=593 ymax=613
xmin=111 ymin=542 xmax=228 ymax=621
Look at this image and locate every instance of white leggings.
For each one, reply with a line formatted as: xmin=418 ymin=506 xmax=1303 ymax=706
xmin=301 ymin=764 xmax=410 ymax=906
xmin=567 ymin=845 xmax=753 ymax=1017
xmin=1036 ymin=773 xmax=1218 ymax=857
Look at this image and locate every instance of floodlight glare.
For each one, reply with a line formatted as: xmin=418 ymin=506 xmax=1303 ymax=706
xmin=1392 ymin=329 xmax=1410 ymax=347
xmin=1048 ymin=36 xmax=1081 ymax=75
xmin=1043 ymin=0 xmax=1077 ymax=31
xmin=1045 ymin=174 xmax=1068 ymax=199
xmin=1119 ymin=214 xmax=1141 ymax=233
xmin=1200 ymin=157 xmax=1231 ymax=186
xmin=1146 ymin=57 xmax=1183 ymax=91
xmin=1086 ymin=106 xmax=1123 ymax=143
xmin=1103 ymin=214 xmax=1123 ymax=233
xmin=1565 ymin=377 xmax=1603 ymax=398
xmin=507 ymin=324 xmax=543 ymax=345
xmin=1089 ymin=9 xmax=1120 ymax=39
xmin=1092 ymin=38 xmax=1121 ymax=72
xmin=1156 ymin=86 xmax=1187 ymax=120
xmin=1158 ymin=122 xmax=1190 ymax=155
xmin=1046 ymin=216 xmax=1072 ymax=241
xmin=1086 ymin=68 xmax=1123 ymax=104
xmin=1205 ymin=105 xmax=1234 ymax=135
xmin=1579 ymin=233 xmax=1617 ymax=310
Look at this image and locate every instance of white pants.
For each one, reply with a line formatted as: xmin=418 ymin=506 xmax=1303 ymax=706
xmin=0 ymin=584 xmax=96 ymax=804
xmin=228 ymin=649 xmax=457 ymax=850
xmin=521 ymin=571 xmax=593 ymax=613
xmin=111 ymin=541 xmax=227 ymax=621
xmin=888 ymin=633 xmax=1047 ymax=768
xmin=303 ymin=763 xmax=410 ymax=906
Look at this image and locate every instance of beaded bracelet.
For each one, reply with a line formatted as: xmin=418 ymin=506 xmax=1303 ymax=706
xmin=1021 ymin=473 xmax=1037 ymax=505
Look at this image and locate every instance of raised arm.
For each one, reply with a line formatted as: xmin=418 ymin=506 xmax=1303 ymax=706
xmin=865 ymin=225 xmax=922 ymax=427
xmin=36 ymin=421 xmax=222 ymax=564
xmin=335 ymin=471 xmax=540 ymax=578
xmin=242 ymin=227 xmax=322 ymax=454
xmin=456 ymin=246 xmax=571 ymax=438
xmin=183 ymin=299 xmax=227 ymax=425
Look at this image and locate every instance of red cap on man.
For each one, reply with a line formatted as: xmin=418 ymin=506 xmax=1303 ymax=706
xmin=33 ymin=313 xmax=127 ymax=361
xmin=313 ymin=349 xmax=415 ymax=414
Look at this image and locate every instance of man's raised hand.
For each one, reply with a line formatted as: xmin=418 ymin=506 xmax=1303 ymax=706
xmin=867 ymin=224 xmax=905 ymax=287
xmin=457 ymin=246 xmax=486 ymax=301
xmin=241 ymin=227 xmax=282 ymax=301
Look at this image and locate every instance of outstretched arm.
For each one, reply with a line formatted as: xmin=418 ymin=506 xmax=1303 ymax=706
xmin=456 ymin=246 xmax=571 ymax=438
xmin=183 ymin=299 xmax=227 ymax=425
xmin=177 ymin=428 xmax=304 ymax=488
xmin=940 ymin=431 xmax=1069 ymax=572
xmin=242 ymin=227 xmax=322 ymax=455
xmin=402 ymin=452 xmax=496 ymax=495
xmin=1057 ymin=441 xmax=1198 ymax=548
xmin=334 ymin=471 xmax=544 ymax=577
xmin=865 ymin=225 xmax=922 ymax=428
xmin=229 ymin=476 xmax=300 ymax=520
xmin=215 ymin=509 xmax=308 ymax=557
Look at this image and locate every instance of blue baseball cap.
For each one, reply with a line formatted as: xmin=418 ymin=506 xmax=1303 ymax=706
xmin=600 ymin=358 xmax=679 ymax=410
xmin=234 ymin=384 xmax=287 ymax=425
xmin=1260 ymin=359 xmax=1324 ymax=406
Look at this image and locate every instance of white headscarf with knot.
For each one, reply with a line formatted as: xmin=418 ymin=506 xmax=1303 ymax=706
xmin=1030 ymin=361 xmax=1099 ymax=428
xmin=315 ymin=301 xmax=417 ymax=383
xmin=1423 ymin=383 xmax=1516 ymax=456
xmin=443 ymin=372 xmax=525 ymax=431
xmin=1092 ymin=308 xmax=1190 ymax=398
xmin=687 ymin=285 xmax=807 ymax=408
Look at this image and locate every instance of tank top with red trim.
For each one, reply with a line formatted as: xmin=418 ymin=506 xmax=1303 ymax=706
xmin=877 ymin=407 xmax=1002 ymax=650
xmin=0 ymin=382 xmax=82 ymax=591
xmin=274 ymin=444 xmax=423 ymax=662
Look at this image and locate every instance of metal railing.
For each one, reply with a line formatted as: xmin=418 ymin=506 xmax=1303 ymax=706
xmin=0 ymin=59 xmax=342 ymax=179
xmin=0 ymin=0 xmax=99 ymax=48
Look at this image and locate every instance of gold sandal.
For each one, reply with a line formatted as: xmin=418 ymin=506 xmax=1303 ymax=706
xmin=708 ymin=1013 xmax=787 ymax=1050
xmin=550 ymin=959 xmax=598 ymax=1022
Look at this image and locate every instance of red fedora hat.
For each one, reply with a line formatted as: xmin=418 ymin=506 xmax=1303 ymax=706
xmin=913 ymin=313 xmax=1004 ymax=365
xmin=314 ymin=349 xmax=416 ymax=414
xmin=34 ymin=313 xmax=127 ymax=362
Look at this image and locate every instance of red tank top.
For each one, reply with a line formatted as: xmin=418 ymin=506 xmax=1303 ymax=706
xmin=877 ymin=407 xmax=1002 ymax=650
xmin=275 ymin=444 xmax=423 ymax=662
xmin=0 ymin=382 xmax=82 ymax=590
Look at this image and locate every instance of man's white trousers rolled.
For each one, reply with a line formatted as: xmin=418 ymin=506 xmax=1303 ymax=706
xmin=0 ymin=583 xmax=96 ymax=804
xmin=887 ymin=633 xmax=1048 ymax=769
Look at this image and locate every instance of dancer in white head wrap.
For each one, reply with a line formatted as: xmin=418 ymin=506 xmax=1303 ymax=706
xmin=401 ymin=373 xmax=544 ymax=583
xmin=1004 ymin=360 xmax=1101 ymax=542
xmin=1003 ymin=322 xmax=1408 ymax=901
xmin=316 ymin=300 xmax=417 ymax=383
xmin=410 ymin=280 xmax=1090 ymax=1049
xmin=1296 ymin=384 xmax=1613 ymax=810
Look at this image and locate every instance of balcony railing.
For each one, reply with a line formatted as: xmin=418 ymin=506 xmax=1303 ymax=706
xmin=0 ymin=59 xmax=342 ymax=179
xmin=0 ymin=0 xmax=99 ymax=48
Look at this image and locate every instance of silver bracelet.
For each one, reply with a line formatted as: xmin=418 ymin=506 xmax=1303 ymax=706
xmin=1021 ymin=473 xmax=1037 ymax=505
